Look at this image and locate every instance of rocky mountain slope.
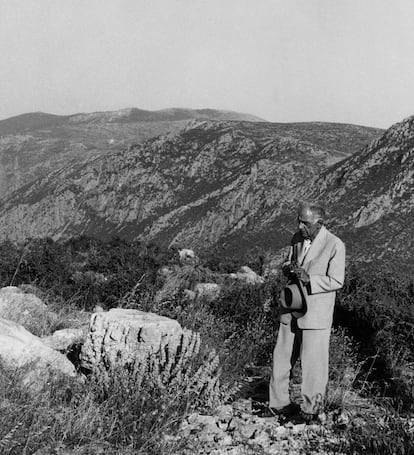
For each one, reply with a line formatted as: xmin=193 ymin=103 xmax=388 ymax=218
xmin=0 ymin=108 xmax=264 ymax=201
xmin=314 ymin=115 xmax=414 ymax=269
xmin=0 ymin=120 xmax=382 ymax=257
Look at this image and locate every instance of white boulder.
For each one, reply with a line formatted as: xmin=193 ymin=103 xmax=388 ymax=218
xmin=0 ymin=318 xmax=77 ymax=391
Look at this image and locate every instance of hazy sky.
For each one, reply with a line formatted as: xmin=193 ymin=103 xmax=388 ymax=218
xmin=1 ymin=0 xmax=414 ymax=128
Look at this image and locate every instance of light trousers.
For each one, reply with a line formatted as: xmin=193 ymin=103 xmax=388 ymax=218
xmin=269 ymin=317 xmax=331 ymax=414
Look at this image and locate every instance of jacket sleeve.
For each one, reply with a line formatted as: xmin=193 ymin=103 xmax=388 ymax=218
xmin=308 ymin=240 xmax=345 ymax=294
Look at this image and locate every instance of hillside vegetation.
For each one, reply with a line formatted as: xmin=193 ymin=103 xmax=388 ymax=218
xmin=0 ymin=237 xmax=413 ymax=454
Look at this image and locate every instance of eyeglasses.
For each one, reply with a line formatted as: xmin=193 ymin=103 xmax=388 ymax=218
xmin=297 ymin=217 xmax=314 ymax=227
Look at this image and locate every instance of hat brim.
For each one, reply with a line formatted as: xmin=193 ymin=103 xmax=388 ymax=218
xmin=279 ymin=281 xmax=308 ymax=314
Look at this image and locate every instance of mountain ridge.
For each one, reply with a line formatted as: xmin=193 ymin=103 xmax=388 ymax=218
xmin=0 ymin=119 xmax=384 ymax=261
xmin=0 ymin=107 xmax=265 ymax=136
xmin=0 ymin=107 xmax=267 ymax=201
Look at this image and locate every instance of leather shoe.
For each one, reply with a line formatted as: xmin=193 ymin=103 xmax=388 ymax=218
xmin=298 ymin=410 xmax=319 ymax=424
xmin=258 ymin=403 xmax=299 ymax=418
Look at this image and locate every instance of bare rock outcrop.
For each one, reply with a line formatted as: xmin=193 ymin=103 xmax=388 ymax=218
xmin=0 ymin=317 xmax=77 ymax=392
xmin=80 ymin=308 xmax=183 ymax=371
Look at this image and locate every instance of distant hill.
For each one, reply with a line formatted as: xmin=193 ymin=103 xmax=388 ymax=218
xmin=0 ymin=107 xmax=265 ymax=200
xmin=0 ymin=112 xmax=68 ymax=136
xmin=0 ymin=108 xmax=264 ymax=136
xmin=0 ymin=119 xmax=383 ymax=262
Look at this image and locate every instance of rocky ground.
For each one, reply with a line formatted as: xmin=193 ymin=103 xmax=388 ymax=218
xmin=171 ymin=399 xmax=348 ymax=455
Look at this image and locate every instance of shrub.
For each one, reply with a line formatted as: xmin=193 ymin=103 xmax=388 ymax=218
xmin=335 ymin=263 xmax=414 ymax=411
xmin=0 ymin=237 xmax=175 ymax=311
xmin=0 ymin=328 xmax=227 ymax=454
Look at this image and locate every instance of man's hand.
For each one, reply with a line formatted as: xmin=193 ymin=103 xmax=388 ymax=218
xmin=282 ymin=264 xmax=293 ymax=277
xmin=292 ymin=267 xmax=310 ymax=284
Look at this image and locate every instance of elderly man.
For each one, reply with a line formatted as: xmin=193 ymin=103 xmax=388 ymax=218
xmin=264 ymin=202 xmax=345 ymax=422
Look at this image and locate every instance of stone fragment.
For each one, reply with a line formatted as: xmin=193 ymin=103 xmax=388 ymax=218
xmin=195 ymin=414 xmax=218 ymax=427
xmin=252 ymin=430 xmax=271 ymax=448
xmin=334 ymin=410 xmax=350 ymax=428
xmin=273 ymin=425 xmax=288 ymax=437
xmin=291 ymin=423 xmax=307 ymax=433
xmin=232 ymin=398 xmax=252 ymax=413
xmin=190 ymin=414 xmax=226 ymax=443
xmin=221 ymin=435 xmax=233 ymax=446
xmin=229 ymin=266 xmax=264 ymax=285
xmin=318 ymin=412 xmax=327 ymax=424
xmin=178 ymin=248 xmax=196 ymax=262
xmin=194 ymin=283 xmax=221 ymax=302
xmin=42 ymin=328 xmax=86 ymax=352
xmin=187 ymin=412 xmax=200 ymax=425
xmin=239 ymin=422 xmax=258 ymax=439
xmin=217 ymin=404 xmax=233 ymax=423
xmin=241 ymin=412 xmax=251 ymax=421
xmin=217 ymin=420 xmax=229 ymax=431
xmin=80 ymin=309 xmax=183 ymax=370
xmin=183 ymin=289 xmax=196 ymax=300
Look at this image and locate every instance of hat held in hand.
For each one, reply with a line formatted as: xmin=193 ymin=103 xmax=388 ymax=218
xmin=279 ymin=281 xmax=308 ymax=314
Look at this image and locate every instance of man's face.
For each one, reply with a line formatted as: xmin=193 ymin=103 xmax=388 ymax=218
xmin=297 ymin=207 xmax=320 ymax=239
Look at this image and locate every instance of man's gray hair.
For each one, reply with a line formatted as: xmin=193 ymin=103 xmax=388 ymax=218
xmin=299 ymin=202 xmax=326 ymax=223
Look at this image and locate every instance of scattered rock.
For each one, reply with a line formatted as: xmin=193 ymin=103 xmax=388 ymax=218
xmin=238 ymin=422 xmax=257 ymax=439
xmin=252 ymin=430 xmax=271 ymax=448
xmin=41 ymin=328 xmax=86 ymax=352
xmin=216 ymin=404 xmax=233 ymax=423
xmin=175 ymin=398 xmax=348 ymax=454
xmin=194 ymin=282 xmax=221 ymax=302
xmin=334 ymin=410 xmax=351 ymax=429
xmin=291 ymin=423 xmax=307 ymax=434
xmin=183 ymin=289 xmax=197 ymax=300
xmin=232 ymin=398 xmax=252 ymax=413
xmin=179 ymin=248 xmax=196 ymax=263
xmin=229 ymin=266 xmax=264 ymax=285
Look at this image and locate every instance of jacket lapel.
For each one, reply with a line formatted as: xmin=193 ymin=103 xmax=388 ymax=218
xmin=302 ymin=225 xmax=327 ymax=267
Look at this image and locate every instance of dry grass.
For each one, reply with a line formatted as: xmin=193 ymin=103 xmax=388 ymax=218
xmin=0 ymin=326 xmax=229 ymax=454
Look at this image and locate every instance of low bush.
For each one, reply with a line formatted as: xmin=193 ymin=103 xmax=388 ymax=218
xmin=0 ymin=236 xmax=175 ymax=311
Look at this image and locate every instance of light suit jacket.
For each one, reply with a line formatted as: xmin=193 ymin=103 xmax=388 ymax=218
xmin=281 ymin=225 xmax=346 ymax=329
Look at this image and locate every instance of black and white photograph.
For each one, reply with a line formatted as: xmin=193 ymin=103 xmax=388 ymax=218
xmin=0 ymin=1 xmax=413 ymax=454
